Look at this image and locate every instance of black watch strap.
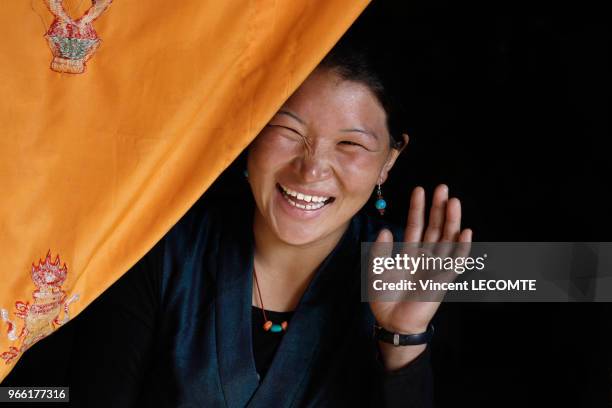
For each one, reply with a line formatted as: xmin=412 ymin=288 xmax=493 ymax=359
xmin=373 ymin=323 xmax=434 ymax=346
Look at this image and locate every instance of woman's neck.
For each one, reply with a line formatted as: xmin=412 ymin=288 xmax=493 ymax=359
xmin=251 ymin=210 xmax=349 ymax=312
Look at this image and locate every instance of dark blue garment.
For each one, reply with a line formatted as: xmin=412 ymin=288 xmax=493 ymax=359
xmin=4 ymin=196 xmax=433 ymax=407
xmin=139 ymin=198 xmax=431 ymax=407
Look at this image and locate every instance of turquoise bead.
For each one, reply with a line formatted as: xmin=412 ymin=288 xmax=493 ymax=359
xmin=375 ymin=199 xmax=387 ymax=210
xmin=270 ymin=324 xmax=283 ymax=333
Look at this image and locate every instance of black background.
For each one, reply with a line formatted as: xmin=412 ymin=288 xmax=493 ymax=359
xmin=4 ymin=1 xmax=610 ymax=407
xmin=353 ymin=2 xmax=611 ymax=407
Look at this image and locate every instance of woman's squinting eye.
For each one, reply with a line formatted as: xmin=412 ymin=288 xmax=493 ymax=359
xmin=267 ymin=124 xmax=303 ymax=137
xmin=339 ymin=140 xmax=368 ymax=150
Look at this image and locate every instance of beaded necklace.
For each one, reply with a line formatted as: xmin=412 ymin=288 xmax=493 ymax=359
xmin=253 ymin=266 xmax=288 ymax=333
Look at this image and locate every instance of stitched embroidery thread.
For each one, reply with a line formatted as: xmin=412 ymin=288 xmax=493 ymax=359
xmin=44 ymin=0 xmax=113 ymax=74
xmin=0 ymin=251 xmax=79 ymax=364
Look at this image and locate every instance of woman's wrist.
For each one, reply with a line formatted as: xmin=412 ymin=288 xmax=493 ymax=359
xmin=374 ymin=323 xmax=431 ymax=371
xmin=377 ymin=341 xmax=427 ymax=371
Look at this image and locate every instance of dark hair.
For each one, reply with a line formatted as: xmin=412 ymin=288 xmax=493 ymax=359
xmin=318 ymin=39 xmax=406 ymax=150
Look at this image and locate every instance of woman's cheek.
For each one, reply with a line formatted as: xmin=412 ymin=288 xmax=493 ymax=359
xmin=336 ymin=152 xmax=383 ymax=190
xmin=250 ymin=134 xmax=298 ymax=173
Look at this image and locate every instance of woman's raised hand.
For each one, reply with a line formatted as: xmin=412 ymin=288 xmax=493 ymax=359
xmin=368 ymin=184 xmax=472 ymax=370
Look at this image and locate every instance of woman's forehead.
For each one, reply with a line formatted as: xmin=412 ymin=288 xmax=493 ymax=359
xmin=278 ymin=68 xmax=388 ymax=134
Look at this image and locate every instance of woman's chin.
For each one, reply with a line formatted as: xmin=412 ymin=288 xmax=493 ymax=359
xmin=271 ymin=213 xmax=327 ymax=246
xmin=275 ymin=230 xmax=321 ymax=246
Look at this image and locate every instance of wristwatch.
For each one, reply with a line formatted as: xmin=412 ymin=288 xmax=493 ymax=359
xmin=373 ymin=323 xmax=434 ymax=346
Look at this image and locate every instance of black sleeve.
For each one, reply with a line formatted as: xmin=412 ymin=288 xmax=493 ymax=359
xmin=375 ymin=347 xmax=434 ymax=408
xmin=67 ymin=238 xmax=165 ymax=408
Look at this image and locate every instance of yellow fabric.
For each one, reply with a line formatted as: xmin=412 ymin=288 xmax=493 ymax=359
xmin=0 ymin=0 xmax=368 ymax=380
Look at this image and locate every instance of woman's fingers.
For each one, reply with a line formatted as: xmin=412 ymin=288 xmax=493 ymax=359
xmin=423 ymin=184 xmax=448 ymax=243
xmin=369 ymin=229 xmax=394 ymax=299
xmin=403 ymin=184 xmax=465 ymax=246
xmin=434 ymin=197 xmax=461 ymax=258
xmin=452 ymin=228 xmax=473 ymax=258
xmin=461 ymin=228 xmax=473 ymax=243
xmin=404 ymin=186 xmax=425 ymax=243
xmin=442 ymin=197 xmax=462 ymax=242
xmin=371 ymin=229 xmax=394 ymax=268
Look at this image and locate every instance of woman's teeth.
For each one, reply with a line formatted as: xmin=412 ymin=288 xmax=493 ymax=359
xmin=286 ymin=197 xmax=325 ymax=210
xmin=278 ymin=184 xmax=332 ymax=211
xmin=280 ymin=184 xmax=329 ymax=203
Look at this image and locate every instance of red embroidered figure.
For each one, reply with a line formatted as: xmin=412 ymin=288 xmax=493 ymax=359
xmin=44 ymin=0 xmax=113 ymax=74
xmin=0 ymin=251 xmax=79 ymax=364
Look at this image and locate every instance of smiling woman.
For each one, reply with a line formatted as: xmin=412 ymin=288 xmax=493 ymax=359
xmin=4 ymin=37 xmax=470 ymax=407
xmin=248 ymin=66 xmax=403 ymax=247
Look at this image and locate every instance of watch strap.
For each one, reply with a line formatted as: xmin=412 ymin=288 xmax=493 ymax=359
xmin=373 ymin=323 xmax=434 ymax=346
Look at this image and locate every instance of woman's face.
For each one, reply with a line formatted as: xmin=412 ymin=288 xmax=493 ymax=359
xmin=248 ymin=67 xmax=404 ymax=246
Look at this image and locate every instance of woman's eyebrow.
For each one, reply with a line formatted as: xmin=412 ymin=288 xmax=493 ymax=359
xmin=340 ymin=128 xmax=379 ymax=141
xmin=277 ymin=110 xmax=306 ymax=126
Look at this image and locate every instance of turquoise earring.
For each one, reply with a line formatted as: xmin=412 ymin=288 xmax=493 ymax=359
xmin=375 ymin=183 xmax=387 ymax=215
xmin=244 ymin=169 xmax=249 ymax=178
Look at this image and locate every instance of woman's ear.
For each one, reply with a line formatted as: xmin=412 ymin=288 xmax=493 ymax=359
xmin=379 ymin=133 xmax=410 ymax=184
xmin=397 ymin=133 xmax=410 ymax=154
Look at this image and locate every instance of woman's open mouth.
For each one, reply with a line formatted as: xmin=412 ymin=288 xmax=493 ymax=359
xmin=277 ymin=183 xmax=335 ymax=211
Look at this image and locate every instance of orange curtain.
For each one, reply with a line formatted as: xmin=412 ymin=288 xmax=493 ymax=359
xmin=0 ymin=0 xmax=369 ymax=380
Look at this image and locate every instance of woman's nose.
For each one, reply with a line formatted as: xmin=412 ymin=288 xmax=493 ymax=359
xmin=295 ymin=146 xmax=332 ymax=182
